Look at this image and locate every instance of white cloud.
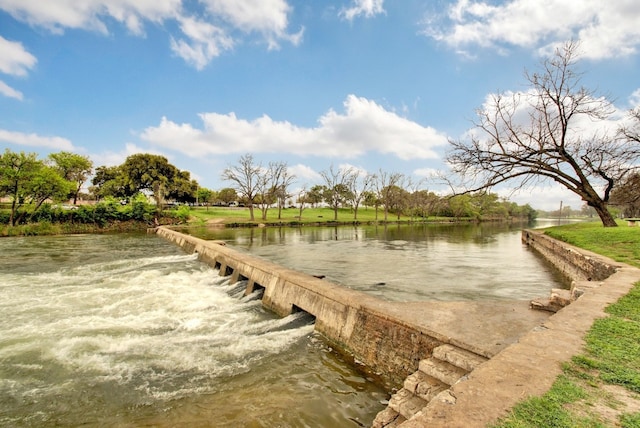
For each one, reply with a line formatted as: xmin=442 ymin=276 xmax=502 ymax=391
xmin=340 ymin=0 xmax=385 ymax=21
xmin=0 ymin=80 xmax=23 ymax=100
xmin=170 ymin=15 xmax=234 ymax=70
xmin=0 ymin=0 xmax=301 ymax=68
xmin=496 ymin=185 xmax=583 ymax=212
xmin=424 ymin=0 xmax=640 ymax=60
xmin=0 ymin=36 xmax=37 ymax=76
xmin=289 ymin=164 xmax=322 ymax=183
xmin=140 ymin=94 xmax=448 ymax=160
xmin=200 ymin=0 xmax=303 ymax=49
xmin=0 ymin=0 xmax=181 ymax=35
xmin=0 ymin=129 xmax=74 ymax=150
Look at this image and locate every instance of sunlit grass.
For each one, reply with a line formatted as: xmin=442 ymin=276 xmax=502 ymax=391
xmin=494 ymin=221 xmax=640 ymax=427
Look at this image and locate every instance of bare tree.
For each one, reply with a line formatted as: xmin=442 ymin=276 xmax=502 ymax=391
xmin=272 ymin=162 xmax=296 ymax=220
xmin=375 ymin=169 xmax=404 ymax=221
xmin=344 ymin=168 xmax=374 ymax=220
xmin=446 ymin=41 xmax=640 ymax=227
xmin=320 ymin=165 xmax=356 ymax=221
xmin=221 ymin=154 xmax=261 ymax=221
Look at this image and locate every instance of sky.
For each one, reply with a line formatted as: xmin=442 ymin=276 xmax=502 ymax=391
xmin=1 ymin=0 xmax=639 ymax=211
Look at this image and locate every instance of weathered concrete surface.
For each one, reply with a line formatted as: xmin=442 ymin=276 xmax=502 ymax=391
xmin=154 ymin=226 xmax=550 ymax=388
xmin=398 ymin=232 xmax=640 ymax=427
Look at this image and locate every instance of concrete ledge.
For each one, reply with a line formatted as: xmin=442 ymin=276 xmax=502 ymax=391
xmin=154 ymin=227 xmax=549 ymax=389
xmin=398 ymin=232 xmax=640 ymax=427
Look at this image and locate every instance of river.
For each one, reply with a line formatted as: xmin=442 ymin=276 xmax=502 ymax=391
xmin=0 ymin=221 xmax=564 ymax=427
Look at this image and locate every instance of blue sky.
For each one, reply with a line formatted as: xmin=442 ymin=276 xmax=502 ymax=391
xmin=1 ymin=0 xmax=639 ymax=210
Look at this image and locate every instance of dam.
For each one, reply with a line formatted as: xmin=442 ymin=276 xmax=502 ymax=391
xmin=153 ymin=225 xmax=640 ymax=427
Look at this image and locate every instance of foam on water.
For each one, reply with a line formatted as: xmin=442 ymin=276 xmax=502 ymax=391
xmin=0 ymin=246 xmax=317 ymax=424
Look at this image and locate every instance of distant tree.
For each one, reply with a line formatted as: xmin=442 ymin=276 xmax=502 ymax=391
xmin=120 ymin=154 xmax=181 ymax=207
xmin=320 ymin=165 xmax=356 ymax=220
xmin=48 ymin=151 xmax=93 ymax=204
xmin=218 ymin=187 xmax=238 ymax=204
xmin=271 ymin=162 xmax=295 ymax=220
xmin=0 ymin=149 xmax=41 ymax=225
xmin=362 ymin=190 xmax=381 ymax=220
xmin=196 ymin=187 xmax=214 ymax=205
xmin=90 ymin=165 xmax=126 ymax=200
xmin=0 ymin=149 xmax=72 ymax=225
xmin=221 ymin=154 xmax=261 ymax=220
xmin=411 ymin=190 xmax=441 ymax=219
xmin=344 ymin=169 xmax=374 ymax=220
xmin=306 ymin=185 xmax=325 ymax=208
xmin=24 ymin=166 xmax=73 ymax=222
xmin=167 ymin=170 xmax=198 ymax=204
xmin=376 ymin=170 xmax=404 ymax=221
xmin=610 ymin=173 xmax=640 ymax=218
xmin=446 ymin=41 xmax=640 ymax=227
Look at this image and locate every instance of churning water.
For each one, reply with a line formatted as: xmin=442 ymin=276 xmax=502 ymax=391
xmin=0 ymin=234 xmax=387 ymax=427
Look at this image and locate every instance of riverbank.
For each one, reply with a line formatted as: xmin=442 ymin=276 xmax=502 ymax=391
xmin=402 ymin=222 xmax=640 ymax=427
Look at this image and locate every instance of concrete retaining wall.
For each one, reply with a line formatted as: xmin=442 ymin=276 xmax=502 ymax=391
xmin=154 ymin=226 xmax=446 ymax=387
xmin=521 ymin=229 xmax=619 ymax=282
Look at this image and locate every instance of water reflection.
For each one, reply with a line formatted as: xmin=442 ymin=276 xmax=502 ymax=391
xmin=183 ymin=221 xmax=567 ymax=302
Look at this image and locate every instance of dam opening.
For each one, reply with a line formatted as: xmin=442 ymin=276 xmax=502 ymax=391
xmin=0 ymin=221 xmax=567 ymax=427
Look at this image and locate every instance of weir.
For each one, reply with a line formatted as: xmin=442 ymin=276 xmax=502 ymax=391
xmin=153 ymin=227 xmax=548 ymax=388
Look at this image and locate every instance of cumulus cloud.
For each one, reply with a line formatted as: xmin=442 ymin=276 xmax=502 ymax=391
xmin=0 ymin=80 xmax=23 ymax=100
xmin=289 ymin=163 xmax=322 ymax=182
xmin=140 ymin=94 xmax=448 ymax=160
xmin=0 ymin=36 xmax=37 ymax=77
xmin=424 ymin=0 xmax=640 ymax=60
xmin=340 ymin=0 xmax=385 ymax=21
xmin=0 ymin=0 xmax=301 ymax=69
xmin=0 ymin=129 xmax=74 ymax=150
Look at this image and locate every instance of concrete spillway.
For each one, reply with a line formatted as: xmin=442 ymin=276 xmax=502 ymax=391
xmin=153 ymin=226 xmax=548 ymax=389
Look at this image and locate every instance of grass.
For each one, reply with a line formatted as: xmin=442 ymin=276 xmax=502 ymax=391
xmin=184 ymin=206 xmax=452 ymax=226
xmin=494 ymin=221 xmax=640 ymax=428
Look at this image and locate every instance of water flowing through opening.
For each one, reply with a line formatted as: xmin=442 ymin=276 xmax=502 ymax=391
xmin=0 ymin=234 xmax=386 ymax=427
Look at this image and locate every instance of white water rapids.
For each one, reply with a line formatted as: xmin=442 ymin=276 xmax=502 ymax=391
xmin=0 ymin=234 xmax=387 ymax=427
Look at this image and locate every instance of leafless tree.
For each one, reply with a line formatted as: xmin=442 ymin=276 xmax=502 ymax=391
xmin=221 ymin=153 xmax=261 ymax=221
xmin=320 ymin=164 xmax=356 ymax=221
xmin=446 ymin=41 xmax=640 ymax=227
xmin=344 ymin=168 xmax=375 ymax=220
xmin=375 ymin=169 xmax=404 ymax=221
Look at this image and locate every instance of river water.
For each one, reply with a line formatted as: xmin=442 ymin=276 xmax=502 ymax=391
xmin=0 ymin=221 xmax=564 ymax=427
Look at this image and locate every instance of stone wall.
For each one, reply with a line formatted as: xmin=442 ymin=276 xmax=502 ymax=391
xmin=521 ymin=229 xmax=619 ymax=282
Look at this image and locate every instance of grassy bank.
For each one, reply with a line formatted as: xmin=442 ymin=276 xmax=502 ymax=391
xmin=495 ymin=221 xmax=640 ymax=428
xmin=185 ymin=206 xmax=455 ymax=226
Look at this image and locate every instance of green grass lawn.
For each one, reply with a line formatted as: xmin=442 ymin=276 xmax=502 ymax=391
xmin=494 ymin=221 xmax=640 ymax=428
xmin=185 ymin=205 xmax=448 ymax=225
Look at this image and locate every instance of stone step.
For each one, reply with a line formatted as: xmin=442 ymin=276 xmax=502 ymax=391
xmin=419 ymin=358 xmax=468 ymax=386
xmin=371 ymin=406 xmax=406 ymax=428
xmin=388 ymin=388 xmax=428 ymax=420
xmin=403 ymin=370 xmax=448 ymax=401
xmin=432 ymin=344 xmax=488 ymax=372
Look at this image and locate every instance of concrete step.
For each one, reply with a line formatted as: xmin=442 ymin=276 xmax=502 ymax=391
xmin=371 ymin=406 xmax=406 ymax=428
xmin=419 ymin=358 xmax=468 ymax=386
xmin=403 ymin=370 xmax=448 ymax=401
xmin=432 ymin=344 xmax=488 ymax=372
xmin=388 ymin=388 xmax=428 ymax=420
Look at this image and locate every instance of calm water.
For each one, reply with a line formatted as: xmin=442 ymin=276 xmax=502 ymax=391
xmin=0 ymin=222 xmax=565 ymax=427
xmin=0 ymin=233 xmax=387 ymax=427
xmin=184 ymin=220 xmax=567 ymax=302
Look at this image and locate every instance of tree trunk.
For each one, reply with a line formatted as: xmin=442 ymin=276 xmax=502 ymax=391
xmin=593 ymin=202 xmax=618 ymax=227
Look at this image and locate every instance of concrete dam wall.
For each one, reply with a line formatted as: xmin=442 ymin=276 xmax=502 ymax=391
xmin=154 ymin=226 xmax=465 ymax=387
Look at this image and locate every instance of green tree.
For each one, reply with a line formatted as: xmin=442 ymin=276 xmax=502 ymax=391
xmin=23 ymin=166 xmax=73 ymax=222
xmin=120 ymin=154 xmax=180 ymax=207
xmin=0 ymin=149 xmax=41 ymax=225
xmin=90 ymin=165 xmax=127 ymax=200
xmin=218 ymin=187 xmax=238 ymax=204
xmin=306 ymin=185 xmax=325 ymax=208
xmin=48 ymin=151 xmax=93 ymax=204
